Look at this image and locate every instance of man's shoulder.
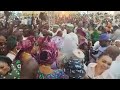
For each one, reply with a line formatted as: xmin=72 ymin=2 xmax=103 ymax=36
xmin=69 ymin=32 xmax=78 ymax=37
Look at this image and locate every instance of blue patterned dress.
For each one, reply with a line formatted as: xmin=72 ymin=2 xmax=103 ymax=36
xmin=37 ymin=69 xmax=68 ymax=79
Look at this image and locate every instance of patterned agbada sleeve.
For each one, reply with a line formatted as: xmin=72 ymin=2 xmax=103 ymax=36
xmin=13 ymin=60 xmax=21 ymax=72
xmin=57 ymin=69 xmax=69 ymax=79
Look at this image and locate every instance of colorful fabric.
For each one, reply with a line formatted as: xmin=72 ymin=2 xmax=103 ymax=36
xmin=37 ymin=69 xmax=68 ymax=79
xmin=27 ymin=36 xmax=36 ymax=44
xmin=13 ymin=60 xmax=21 ymax=72
xmin=37 ymin=36 xmax=58 ymax=65
xmin=0 ymin=64 xmax=20 ymax=79
xmin=63 ymin=59 xmax=86 ymax=79
xmin=91 ymin=30 xmax=100 ymax=43
xmin=99 ymin=33 xmax=110 ymax=41
xmin=51 ymin=36 xmax=64 ymax=50
xmin=51 ymin=61 xmax=58 ymax=70
xmin=37 ymin=37 xmax=44 ymax=46
xmin=77 ymin=28 xmax=86 ymax=37
xmin=86 ymin=31 xmax=91 ymax=40
xmin=17 ymin=39 xmax=33 ymax=51
xmin=79 ymin=38 xmax=88 ymax=46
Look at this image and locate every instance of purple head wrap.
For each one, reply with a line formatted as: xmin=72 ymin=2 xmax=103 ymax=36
xmin=37 ymin=36 xmax=58 ymax=65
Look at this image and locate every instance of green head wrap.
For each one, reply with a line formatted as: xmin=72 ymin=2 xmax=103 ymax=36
xmin=66 ymin=23 xmax=74 ymax=31
xmin=53 ymin=24 xmax=59 ymax=29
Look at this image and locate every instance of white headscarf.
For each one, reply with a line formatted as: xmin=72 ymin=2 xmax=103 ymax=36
xmin=61 ymin=33 xmax=78 ymax=55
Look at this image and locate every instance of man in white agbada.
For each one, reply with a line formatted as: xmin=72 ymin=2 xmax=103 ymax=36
xmin=61 ymin=23 xmax=78 ymax=55
xmin=92 ymin=33 xmax=111 ymax=59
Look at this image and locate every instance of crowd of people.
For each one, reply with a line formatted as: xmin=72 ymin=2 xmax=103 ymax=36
xmin=0 ymin=11 xmax=120 ymax=79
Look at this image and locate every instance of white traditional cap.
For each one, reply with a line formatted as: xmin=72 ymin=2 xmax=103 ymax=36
xmin=72 ymin=49 xmax=85 ymax=61
xmin=66 ymin=23 xmax=74 ymax=31
xmin=53 ymin=24 xmax=59 ymax=29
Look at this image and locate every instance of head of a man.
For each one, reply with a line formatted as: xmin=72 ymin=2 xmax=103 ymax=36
xmin=56 ymin=31 xmax=63 ymax=37
xmin=99 ymin=33 xmax=111 ymax=47
xmin=66 ymin=24 xmax=74 ymax=34
xmin=23 ymin=27 xmax=31 ymax=37
xmin=101 ymin=46 xmax=120 ymax=61
xmin=53 ymin=25 xmax=59 ymax=33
